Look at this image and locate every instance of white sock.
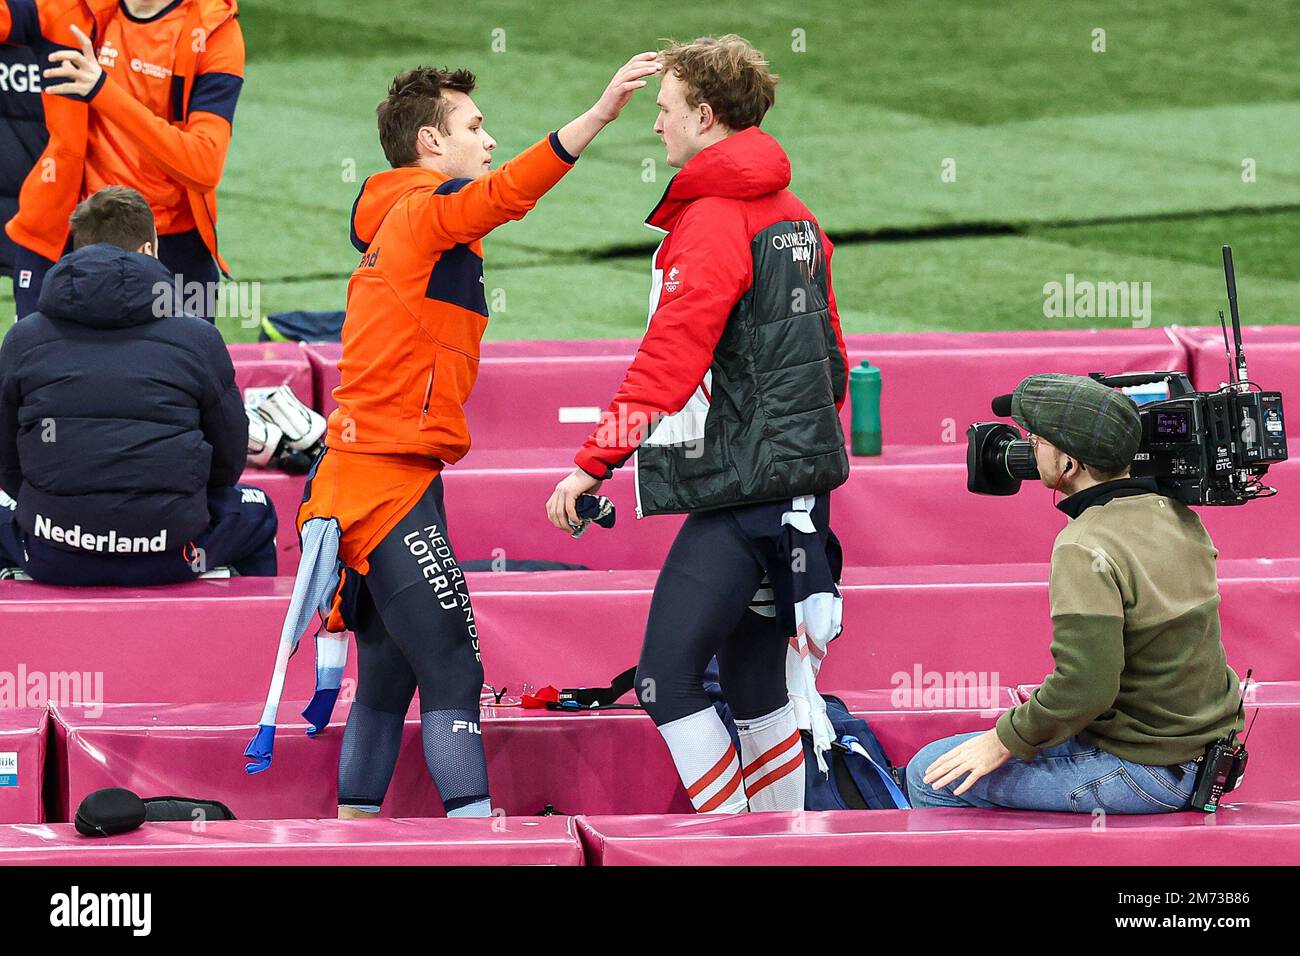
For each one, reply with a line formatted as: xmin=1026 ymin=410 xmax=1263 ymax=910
xmin=658 ymin=707 xmax=748 ymax=814
xmin=737 ymin=702 xmax=805 ymax=812
xmin=446 ymin=798 xmax=493 ymax=819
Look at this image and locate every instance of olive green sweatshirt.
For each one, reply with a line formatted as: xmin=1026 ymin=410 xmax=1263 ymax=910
xmin=996 ymin=479 xmax=1243 ymax=765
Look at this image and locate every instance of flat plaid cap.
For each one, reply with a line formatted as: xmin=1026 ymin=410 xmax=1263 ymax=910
xmin=1003 ymin=373 xmax=1143 ymax=472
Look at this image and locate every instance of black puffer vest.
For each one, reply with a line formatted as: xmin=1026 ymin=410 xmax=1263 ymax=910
xmin=634 ymin=131 xmax=849 ymax=517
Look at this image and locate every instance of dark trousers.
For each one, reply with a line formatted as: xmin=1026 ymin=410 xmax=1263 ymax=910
xmin=336 ymin=474 xmax=490 ymax=812
xmin=0 ymin=484 xmax=277 ymax=586
xmin=11 ymin=228 xmax=220 ymax=321
xmin=636 ymin=507 xmax=792 ymax=726
xmin=349 ymin=475 xmax=485 ymax=716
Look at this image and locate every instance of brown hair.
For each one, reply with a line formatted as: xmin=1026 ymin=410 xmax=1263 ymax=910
xmin=69 ymin=186 xmax=156 ymax=251
xmin=1083 ymin=462 xmax=1130 ymax=482
xmin=659 ymin=34 xmax=778 ymax=130
xmin=377 ymin=66 xmax=477 ymax=168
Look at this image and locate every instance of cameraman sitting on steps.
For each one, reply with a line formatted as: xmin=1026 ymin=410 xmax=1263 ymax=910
xmin=907 ymin=373 xmax=1243 ymax=813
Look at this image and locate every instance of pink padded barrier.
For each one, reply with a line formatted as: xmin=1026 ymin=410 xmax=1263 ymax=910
xmin=1 ymin=558 xmax=1295 ymax=704
xmin=300 ymin=339 xmax=342 ymax=413
xmin=1015 ymin=681 xmax=1300 ymax=805
xmin=838 ymin=689 xmax=1016 ymax=764
xmin=249 ymin=448 xmax=1300 ymax=568
xmin=434 ymin=454 xmax=1300 ymax=569
xmin=1172 ymin=325 xmax=1300 ymax=433
xmin=50 ymin=701 xmax=689 ymax=821
xmin=50 ymin=692 xmax=1013 ymax=822
xmin=0 ymin=708 xmax=47 ymax=824
xmin=303 ymin=339 xmax=645 ymax=414
xmin=576 ymin=801 xmax=1300 ymax=865
xmin=0 ymin=577 xmax=330 ymax=706
xmin=840 ymin=328 xmax=1187 ymax=448
xmin=228 ymin=342 xmax=313 ymax=407
xmin=237 ymin=471 xmax=303 ymax=558
xmin=244 ymin=439 xmax=1300 ymax=570
xmin=0 ymin=816 xmax=583 ymax=866
xmin=302 ymin=329 xmax=1189 ymax=446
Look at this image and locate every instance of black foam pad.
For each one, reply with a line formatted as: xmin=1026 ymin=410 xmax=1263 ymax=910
xmin=75 ymin=787 xmax=146 ymax=837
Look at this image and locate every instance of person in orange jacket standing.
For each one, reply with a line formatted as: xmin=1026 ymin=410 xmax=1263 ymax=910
xmin=0 ymin=0 xmax=243 ymax=321
xmin=246 ymin=54 xmax=660 ymax=819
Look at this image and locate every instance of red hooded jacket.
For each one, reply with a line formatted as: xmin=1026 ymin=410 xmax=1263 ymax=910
xmin=575 ymin=126 xmax=849 ymax=480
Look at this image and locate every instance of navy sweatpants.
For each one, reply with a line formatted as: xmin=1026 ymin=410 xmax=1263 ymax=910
xmin=0 ymin=484 xmax=277 ymax=586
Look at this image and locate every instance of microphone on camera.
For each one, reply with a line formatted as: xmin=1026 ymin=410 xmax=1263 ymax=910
xmin=991 ymin=394 xmax=1014 ymax=417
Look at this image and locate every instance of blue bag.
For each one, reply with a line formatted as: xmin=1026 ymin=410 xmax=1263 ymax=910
xmin=705 ymin=663 xmax=909 ymax=810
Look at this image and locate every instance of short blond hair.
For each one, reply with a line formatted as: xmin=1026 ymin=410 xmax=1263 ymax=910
xmin=659 ymin=34 xmax=778 ymax=130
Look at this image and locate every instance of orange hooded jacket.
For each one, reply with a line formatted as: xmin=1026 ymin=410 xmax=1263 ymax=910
xmin=327 ymin=132 xmax=577 ymax=463
xmin=0 ymin=0 xmax=243 ymax=269
xmin=301 ymin=132 xmax=578 ymax=578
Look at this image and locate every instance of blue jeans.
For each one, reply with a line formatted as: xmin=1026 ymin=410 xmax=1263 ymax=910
xmin=906 ymin=732 xmax=1200 ymax=814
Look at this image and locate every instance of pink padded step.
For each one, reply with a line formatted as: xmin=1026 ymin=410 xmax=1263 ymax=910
xmin=0 ymin=816 xmax=583 ymax=866
xmin=228 ymin=342 xmax=313 ymax=407
xmin=249 ymin=448 xmax=1300 ymax=569
xmin=304 ymin=339 xmax=643 ymax=414
xmin=49 ymin=692 xmax=1013 ymax=822
xmin=303 ymin=329 xmax=1188 ymax=447
xmin=575 ymin=801 xmax=1300 ymax=865
xmin=1173 ymin=325 xmax=1300 ymax=432
xmin=1015 ymin=681 xmax=1300 ymax=805
xmin=2 ymin=558 xmax=1294 ymax=704
xmin=50 ymin=701 xmax=690 ymax=821
xmin=434 ymin=455 xmax=1300 ymax=569
xmin=301 ymin=339 xmax=338 ymax=412
xmin=0 ymin=708 xmax=47 ymax=824
xmin=242 ymin=445 xmax=969 ymax=561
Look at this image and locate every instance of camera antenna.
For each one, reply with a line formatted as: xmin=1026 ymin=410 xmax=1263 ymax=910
xmin=1231 ymin=668 xmax=1253 ymax=747
xmin=1218 ymin=309 xmax=1235 ymax=386
xmin=1222 ymin=245 xmax=1248 ymax=388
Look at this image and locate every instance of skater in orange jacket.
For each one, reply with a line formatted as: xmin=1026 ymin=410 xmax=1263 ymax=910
xmin=0 ymin=0 xmax=244 ymax=320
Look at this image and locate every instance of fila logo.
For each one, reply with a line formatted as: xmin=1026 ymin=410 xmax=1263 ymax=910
xmin=17 ymin=270 xmax=32 ymax=289
xmin=97 ymin=42 xmax=118 ymax=68
xmin=664 ymin=265 xmax=681 ymax=293
xmin=451 ymin=720 xmax=481 ymax=735
xmin=359 ymin=247 xmax=380 ymax=269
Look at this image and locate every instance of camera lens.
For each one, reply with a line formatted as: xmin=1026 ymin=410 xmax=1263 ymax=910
xmin=967 ymin=422 xmax=1037 ymax=495
xmin=1003 ymin=439 xmax=1039 ymax=480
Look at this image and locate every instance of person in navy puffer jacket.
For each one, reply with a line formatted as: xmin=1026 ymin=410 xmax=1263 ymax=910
xmin=0 ymin=185 xmax=276 ymax=585
xmin=0 ymin=44 xmax=46 ymax=278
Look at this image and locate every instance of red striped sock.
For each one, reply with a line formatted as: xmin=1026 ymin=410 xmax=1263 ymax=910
xmin=738 ymin=702 xmax=805 ymax=812
xmin=658 ymin=707 xmax=748 ymax=814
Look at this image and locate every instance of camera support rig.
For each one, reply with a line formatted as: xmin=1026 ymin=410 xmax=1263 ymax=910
xmin=1087 ymin=246 xmax=1286 ymax=506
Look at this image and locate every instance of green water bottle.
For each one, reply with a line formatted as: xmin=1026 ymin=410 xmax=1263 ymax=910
xmin=849 ymin=359 xmax=882 ymax=456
